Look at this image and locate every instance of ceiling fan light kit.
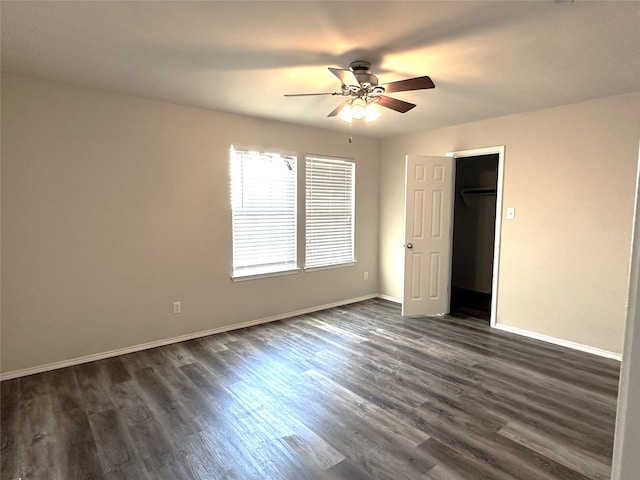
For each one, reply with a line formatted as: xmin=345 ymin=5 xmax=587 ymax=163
xmin=337 ymin=101 xmax=382 ymax=124
xmin=284 ymin=61 xmax=435 ymax=124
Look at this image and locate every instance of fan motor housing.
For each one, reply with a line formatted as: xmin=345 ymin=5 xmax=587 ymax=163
xmin=350 ymin=61 xmax=378 ymax=87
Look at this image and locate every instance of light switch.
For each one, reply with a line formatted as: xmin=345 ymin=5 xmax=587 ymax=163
xmin=506 ymin=207 xmax=515 ymax=220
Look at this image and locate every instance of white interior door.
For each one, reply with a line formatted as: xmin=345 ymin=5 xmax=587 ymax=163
xmin=402 ymin=155 xmax=454 ymax=316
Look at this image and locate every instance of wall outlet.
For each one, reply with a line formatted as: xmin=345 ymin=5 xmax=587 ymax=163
xmin=173 ymin=301 xmax=181 ymax=314
xmin=363 ymin=271 xmax=369 ymax=281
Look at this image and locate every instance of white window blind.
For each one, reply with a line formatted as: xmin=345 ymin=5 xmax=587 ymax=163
xmin=305 ymin=155 xmax=355 ymax=269
xmin=230 ymin=147 xmax=297 ymax=278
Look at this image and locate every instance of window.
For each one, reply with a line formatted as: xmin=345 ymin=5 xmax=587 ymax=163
xmin=230 ymin=147 xmax=297 ymax=278
xmin=305 ymin=155 xmax=355 ymax=269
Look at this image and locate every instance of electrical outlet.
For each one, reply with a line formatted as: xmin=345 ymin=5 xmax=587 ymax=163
xmin=173 ymin=301 xmax=181 ymax=314
xmin=363 ymin=271 xmax=369 ymax=281
xmin=506 ymin=207 xmax=515 ymax=220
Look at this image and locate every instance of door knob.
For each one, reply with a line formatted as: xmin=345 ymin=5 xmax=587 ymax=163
xmin=406 ymin=243 xmax=413 ymax=249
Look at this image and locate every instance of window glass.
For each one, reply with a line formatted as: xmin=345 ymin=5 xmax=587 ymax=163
xmin=230 ymin=147 xmax=297 ymax=278
xmin=305 ymin=155 xmax=355 ymax=269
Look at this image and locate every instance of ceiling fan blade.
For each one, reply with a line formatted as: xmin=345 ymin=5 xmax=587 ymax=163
xmin=284 ymin=92 xmax=340 ymax=97
xmin=329 ymin=67 xmax=359 ymax=86
xmin=377 ymin=95 xmax=417 ymax=113
xmin=381 ymin=76 xmax=435 ymax=94
xmin=327 ymin=99 xmax=350 ymax=117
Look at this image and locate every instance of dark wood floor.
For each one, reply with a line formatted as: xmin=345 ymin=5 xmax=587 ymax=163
xmin=1 ymin=299 xmax=621 ymax=480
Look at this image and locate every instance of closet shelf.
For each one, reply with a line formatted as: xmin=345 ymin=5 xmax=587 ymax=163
xmin=460 ymin=188 xmax=496 ymax=208
xmin=460 ymin=188 xmax=496 ymax=197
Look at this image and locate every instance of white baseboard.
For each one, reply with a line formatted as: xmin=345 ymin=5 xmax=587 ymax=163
xmin=5 ymin=295 xmax=619 ymax=380
xmin=376 ymin=294 xmax=402 ymax=304
xmin=0 ymin=294 xmax=378 ymax=381
xmin=494 ymin=322 xmax=622 ymax=361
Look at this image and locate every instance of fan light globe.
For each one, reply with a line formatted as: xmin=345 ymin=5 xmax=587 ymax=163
xmin=337 ymin=104 xmax=353 ymax=124
xmin=351 ymin=98 xmax=367 ymax=119
xmin=365 ymin=104 xmax=381 ymax=123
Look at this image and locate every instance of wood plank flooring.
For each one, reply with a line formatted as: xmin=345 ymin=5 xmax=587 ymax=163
xmin=1 ymin=299 xmax=621 ymax=480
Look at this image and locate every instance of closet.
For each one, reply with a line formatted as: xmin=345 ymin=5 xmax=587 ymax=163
xmin=450 ymin=154 xmax=498 ymax=320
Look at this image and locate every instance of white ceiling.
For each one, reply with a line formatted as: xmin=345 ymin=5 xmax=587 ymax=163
xmin=2 ymin=1 xmax=639 ymax=138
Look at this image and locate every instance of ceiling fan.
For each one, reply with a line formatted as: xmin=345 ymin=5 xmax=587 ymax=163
xmin=284 ymin=61 xmax=435 ymax=123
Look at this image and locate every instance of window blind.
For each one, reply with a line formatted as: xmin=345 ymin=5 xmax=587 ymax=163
xmin=305 ymin=155 xmax=355 ymax=269
xmin=230 ymin=147 xmax=297 ymax=277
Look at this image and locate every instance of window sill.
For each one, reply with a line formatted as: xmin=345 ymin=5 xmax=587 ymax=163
xmin=304 ymin=261 xmax=357 ymax=272
xmin=231 ymin=267 xmax=301 ymax=282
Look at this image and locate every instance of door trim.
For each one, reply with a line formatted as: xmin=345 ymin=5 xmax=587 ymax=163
xmin=447 ymin=146 xmax=505 ymax=327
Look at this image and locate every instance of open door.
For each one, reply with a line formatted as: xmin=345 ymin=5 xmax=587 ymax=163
xmin=402 ymin=155 xmax=454 ymax=316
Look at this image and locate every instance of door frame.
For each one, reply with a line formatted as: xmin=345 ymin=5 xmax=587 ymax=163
xmin=447 ymin=146 xmax=505 ymax=327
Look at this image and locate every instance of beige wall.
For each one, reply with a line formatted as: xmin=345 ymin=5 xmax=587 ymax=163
xmin=0 ymin=74 xmax=380 ymax=374
xmin=2 ymin=72 xmax=638 ymax=374
xmin=380 ymin=92 xmax=640 ymax=355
